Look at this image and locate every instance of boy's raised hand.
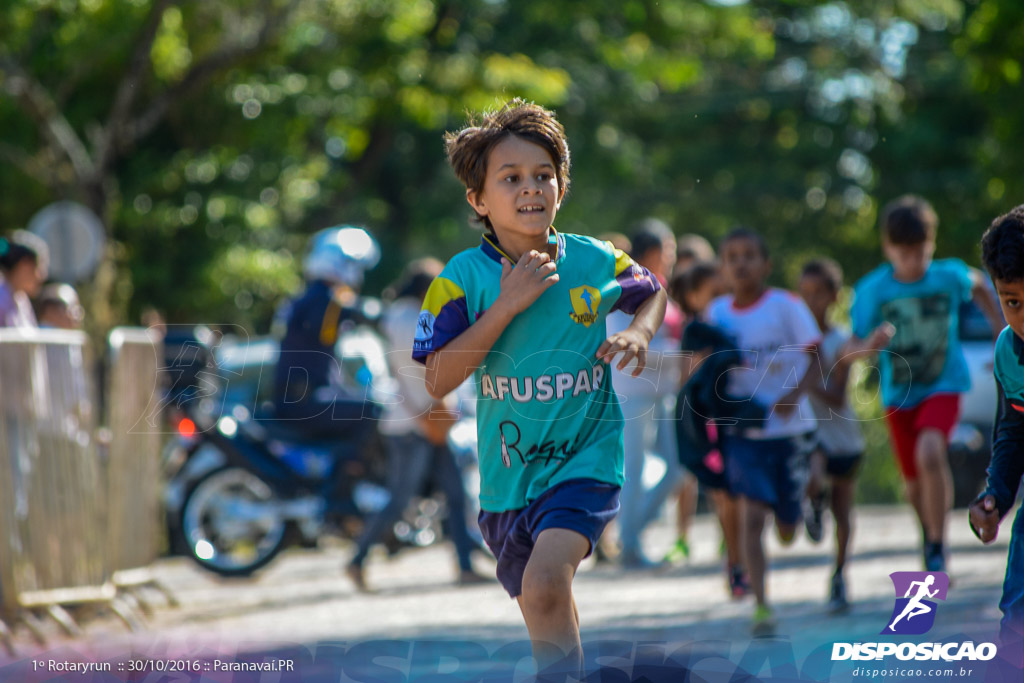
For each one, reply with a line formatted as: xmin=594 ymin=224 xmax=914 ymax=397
xmin=865 ymin=322 xmax=896 ymax=351
xmin=596 ymin=326 xmax=651 ymax=376
xmin=497 ymin=250 xmax=559 ymax=316
xmin=968 ymin=494 xmax=1000 ymax=544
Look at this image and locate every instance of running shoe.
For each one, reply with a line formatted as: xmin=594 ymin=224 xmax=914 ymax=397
xmin=345 ymin=562 xmax=369 ymax=592
xmin=729 ymin=564 xmax=750 ymax=599
xmin=662 ymin=537 xmax=691 ymax=564
xmin=828 ymin=570 xmax=849 ymax=614
xmin=752 ymin=604 xmax=776 ymax=637
xmin=924 ymin=543 xmax=946 ymax=573
xmin=803 ymin=494 xmax=826 ymax=544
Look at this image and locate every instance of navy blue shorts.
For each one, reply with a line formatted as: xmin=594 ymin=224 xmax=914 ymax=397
xmin=477 ymin=478 xmax=620 ymax=598
xmin=822 ymin=450 xmax=863 ymax=478
xmin=724 ymin=433 xmax=812 ymax=526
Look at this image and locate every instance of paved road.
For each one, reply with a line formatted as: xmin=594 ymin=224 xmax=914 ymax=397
xmin=1 ymin=504 xmax=1019 ymax=681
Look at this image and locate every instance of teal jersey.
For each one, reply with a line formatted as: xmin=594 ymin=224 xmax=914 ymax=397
xmin=851 ymin=258 xmax=974 ymax=408
xmin=412 ymin=230 xmax=661 ymax=512
xmin=995 ymin=325 xmax=1024 ymax=403
xmin=986 ymin=326 xmax=1024 ymax=517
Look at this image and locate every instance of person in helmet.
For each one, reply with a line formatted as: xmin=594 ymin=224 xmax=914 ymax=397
xmin=272 ymin=226 xmax=381 ymax=437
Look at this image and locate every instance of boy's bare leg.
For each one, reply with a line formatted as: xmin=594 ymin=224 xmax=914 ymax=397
xmin=517 ymin=528 xmax=590 ymax=675
xmin=915 ymin=428 xmax=951 ymax=544
xmin=675 ymin=477 xmax=699 ymax=537
xmin=905 ymin=478 xmax=925 ymax=534
xmin=831 ymin=475 xmax=856 ymax=570
xmin=740 ymin=497 xmax=771 ymax=607
xmin=711 ymin=489 xmax=742 ymax=567
xmin=806 ymin=450 xmax=826 ymax=500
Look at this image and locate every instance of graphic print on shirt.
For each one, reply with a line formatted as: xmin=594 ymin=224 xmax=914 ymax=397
xmin=880 ymin=294 xmax=951 ymax=388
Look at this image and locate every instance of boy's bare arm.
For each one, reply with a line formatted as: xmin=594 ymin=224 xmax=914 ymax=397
xmin=596 ymin=288 xmax=667 ymax=375
xmin=842 ymin=322 xmax=896 ymax=359
xmin=969 ymin=269 xmax=1004 ymax=335
xmin=970 ymin=377 xmax=1024 ymax=543
xmin=424 ymin=250 xmax=558 ymax=398
xmin=773 ymin=346 xmax=821 ymax=417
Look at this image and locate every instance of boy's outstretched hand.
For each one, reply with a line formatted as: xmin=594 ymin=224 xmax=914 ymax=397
xmin=968 ymin=494 xmax=1000 ymax=544
xmin=496 ymin=250 xmax=559 ymax=316
xmin=597 ymin=326 xmax=652 ymax=376
xmin=865 ymin=322 xmax=896 ymax=351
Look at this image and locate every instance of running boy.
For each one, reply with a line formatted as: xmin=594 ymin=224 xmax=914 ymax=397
xmin=850 ymin=195 xmax=1002 ymax=573
xmin=413 ymin=99 xmax=666 ymax=676
xmin=798 ymin=258 xmax=872 ymax=613
xmin=707 ymin=227 xmax=821 ymax=636
xmin=969 ymin=204 xmax=1024 ymax=654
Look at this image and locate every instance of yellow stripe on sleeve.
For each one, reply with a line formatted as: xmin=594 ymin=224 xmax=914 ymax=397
xmin=611 ymin=246 xmax=636 ymax=277
xmin=422 ymin=276 xmax=466 ymax=317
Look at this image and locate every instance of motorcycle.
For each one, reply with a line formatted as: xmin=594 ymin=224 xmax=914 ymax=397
xmin=160 ymin=320 xmax=473 ymax=577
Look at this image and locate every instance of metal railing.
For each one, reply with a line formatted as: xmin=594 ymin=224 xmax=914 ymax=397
xmin=0 ymin=327 xmax=170 ymax=649
xmin=105 ymin=327 xmax=164 ymax=575
xmin=0 ymin=329 xmax=104 ymax=617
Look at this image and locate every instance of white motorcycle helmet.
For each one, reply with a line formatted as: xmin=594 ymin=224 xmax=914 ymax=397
xmin=302 ymin=225 xmax=381 ymax=288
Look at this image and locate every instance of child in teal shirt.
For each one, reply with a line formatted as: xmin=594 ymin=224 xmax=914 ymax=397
xmin=413 ymin=99 xmax=666 ymax=676
xmin=970 ymin=204 xmax=1024 ymax=664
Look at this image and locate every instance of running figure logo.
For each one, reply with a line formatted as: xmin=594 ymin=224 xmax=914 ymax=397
xmin=883 ymin=571 xmax=950 ymax=635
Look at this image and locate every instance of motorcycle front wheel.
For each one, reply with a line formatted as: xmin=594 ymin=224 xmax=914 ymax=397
xmin=180 ymin=466 xmax=288 ymax=577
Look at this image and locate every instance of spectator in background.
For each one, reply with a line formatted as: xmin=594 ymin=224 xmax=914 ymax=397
xmin=609 ymin=218 xmax=696 ymax=568
xmin=599 ymin=232 xmax=632 ymax=256
xmin=36 ymin=283 xmax=84 ymax=330
xmin=0 ymin=230 xmax=48 ymax=329
xmin=346 ymin=258 xmax=488 ymax=591
xmin=675 ymin=233 xmax=716 ymax=276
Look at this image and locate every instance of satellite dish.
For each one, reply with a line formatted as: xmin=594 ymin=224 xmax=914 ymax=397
xmin=27 ymin=201 xmax=106 ymax=283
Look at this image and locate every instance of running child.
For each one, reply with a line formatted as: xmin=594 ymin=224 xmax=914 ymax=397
xmin=670 ymin=260 xmax=748 ymax=597
xmin=969 ymin=204 xmax=1024 ymax=658
xmin=413 ymin=99 xmax=667 ymax=676
xmin=849 ymin=195 xmax=1002 ymax=572
xmin=706 ymin=227 xmax=822 ymax=636
xmin=798 ymin=258 xmax=873 ymax=613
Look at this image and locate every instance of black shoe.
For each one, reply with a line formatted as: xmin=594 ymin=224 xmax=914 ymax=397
xmin=828 ymin=570 xmax=849 ymax=614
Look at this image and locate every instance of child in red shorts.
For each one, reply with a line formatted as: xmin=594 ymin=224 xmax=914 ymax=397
xmin=849 ymin=196 xmax=1002 ymax=572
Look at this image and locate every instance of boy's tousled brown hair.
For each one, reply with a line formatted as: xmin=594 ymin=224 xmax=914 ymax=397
xmin=444 ymin=98 xmax=571 ymax=231
xmin=880 ymin=195 xmax=938 ymax=245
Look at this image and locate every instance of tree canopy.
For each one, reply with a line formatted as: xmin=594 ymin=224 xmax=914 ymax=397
xmin=2 ymin=0 xmax=1022 ymax=333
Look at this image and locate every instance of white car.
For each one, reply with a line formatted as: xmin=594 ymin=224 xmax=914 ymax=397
xmin=949 ymin=297 xmax=1001 ymax=507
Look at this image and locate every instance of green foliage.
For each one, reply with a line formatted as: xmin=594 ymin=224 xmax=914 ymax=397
xmin=2 ymin=0 xmax=1024 ymax=339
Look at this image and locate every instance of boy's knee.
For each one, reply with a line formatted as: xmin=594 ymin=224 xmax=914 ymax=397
xmin=521 ymin=570 xmax=572 ymax=617
xmin=915 ymin=434 xmax=946 ymax=470
xmin=777 ymin=524 xmax=797 ymax=545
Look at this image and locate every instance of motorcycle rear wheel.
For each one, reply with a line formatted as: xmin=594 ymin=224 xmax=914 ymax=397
xmin=180 ymin=466 xmax=288 ymax=577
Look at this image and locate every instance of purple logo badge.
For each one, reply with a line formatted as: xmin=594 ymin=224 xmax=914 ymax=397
xmin=883 ymin=571 xmax=949 ymax=635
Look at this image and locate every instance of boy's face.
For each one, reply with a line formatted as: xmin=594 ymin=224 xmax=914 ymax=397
xmin=467 ymin=135 xmax=563 ymax=247
xmin=883 ymin=239 xmax=934 ymax=282
xmin=798 ymin=273 xmax=836 ymax=322
xmin=993 ymin=277 xmax=1024 ymax=340
xmin=720 ymin=237 xmax=769 ymax=293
